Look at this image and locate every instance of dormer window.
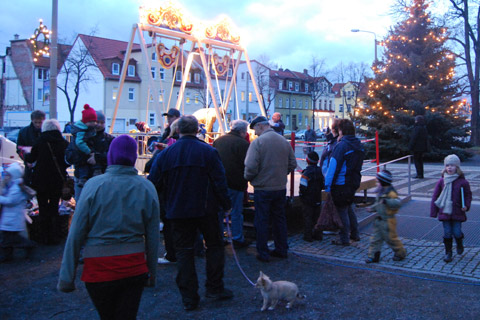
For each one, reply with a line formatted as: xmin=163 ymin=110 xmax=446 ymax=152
xmin=295 ymin=82 xmax=299 ymax=92
xmin=112 ymin=63 xmax=120 ymax=75
xmin=305 ymin=83 xmax=309 ymax=93
xmin=127 ymin=65 xmax=135 ymax=77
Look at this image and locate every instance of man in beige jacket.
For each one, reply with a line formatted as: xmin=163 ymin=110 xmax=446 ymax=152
xmin=244 ymin=116 xmax=297 ymax=262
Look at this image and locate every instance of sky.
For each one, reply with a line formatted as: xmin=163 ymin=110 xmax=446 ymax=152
xmin=1 ymin=0 xmax=401 ymax=73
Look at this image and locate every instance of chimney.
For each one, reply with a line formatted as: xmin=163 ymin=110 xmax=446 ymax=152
xmin=279 ymin=68 xmax=283 ymax=72
xmin=303 ymin=69 xmax=308 ymax=75
xmin=14 ymin=34 xmax=19 ymax=40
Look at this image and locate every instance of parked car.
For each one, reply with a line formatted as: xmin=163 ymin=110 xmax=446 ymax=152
xmin=295 ymin=129 xmax=307 ymax=140
xmin=5 ymin=128 xmax=20 ymax=144
xmin=283 ymin=130 xmax=293 ymax=139
xmin=315 ymin=129 xmax=326 ymax=140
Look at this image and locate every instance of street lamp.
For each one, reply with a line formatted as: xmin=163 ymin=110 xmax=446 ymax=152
xmin=351 ymin=29 xmax=378 ymax=62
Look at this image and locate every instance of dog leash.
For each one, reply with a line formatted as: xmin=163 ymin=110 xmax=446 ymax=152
xmin=225 ymin=215 xmax=256 ymax=287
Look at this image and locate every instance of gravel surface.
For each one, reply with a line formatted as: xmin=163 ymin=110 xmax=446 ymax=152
xmin=1 ymin=239 xmax=480 ymax=320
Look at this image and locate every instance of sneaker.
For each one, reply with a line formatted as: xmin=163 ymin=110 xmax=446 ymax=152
xmin=206 ymin=288 xmax=234 ymax=300
xmin=232 ymin=239 xmax=252 ymax=249
xmin=269 ymin=250 xmax=288 ymax=259
xmin=157 ymin=257 xmax=176 ymax=264
xmin=256 ymin=254 xmax=270 ymax=263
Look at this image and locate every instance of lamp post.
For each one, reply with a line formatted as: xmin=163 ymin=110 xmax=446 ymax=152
xmin=351 ymin=29 xmax=378 ymax=62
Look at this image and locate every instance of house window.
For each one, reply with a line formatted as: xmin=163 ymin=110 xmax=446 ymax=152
xmin=149 ymin=93 xmax=154 ymax=102
xmin=112 ymin=63 xmax=120 ymax=75
xmin=187 ymin=73 xmax=191 ymax=82
xmin=347 ymin=104 xmax=351 ymax=113
xmin=286 ymin=115 xmax=290 ymax=126
xmin=324 ymin=100 xmax=327 ymax=108
xmin=112 ymin=87 xmax=118 ymax=100
xmin=289 ymin=81 xmax=293 ymax=91
xmin=127 ymin=65 xmax=135 ymax=77
xmin=305 ymin=100 xmax=308 ymax=109
xmin=299 ymin=113 xmax=302 ymax=123
xmin=241 ymin=72 xmax=245 ymax=80
xmin=194 ymin=73 xmax=200 ymax=84
xmin=159 ymin=90 xmax=164 ymax=102
xmin=305 ymin=83 xmax=309 ymax=93
xmin=37 ymin=68 xmax=48 ymax=80
xmin=152 ymin=52 xmax=156 ymax=61
xmin=195 ymin=95 xmax=199 ymax=104
xmin=339 ymin=104 xmax=344 ymax=112
xmin=176 ymin=70 xmax=182 ymax=81
xmin=278 ymin=80 xmax=283 ymax=90
xmin=129 ymin=118 xmax=137 ymax=125
xmin=295 ymin=82 xmax=299 ymax=92
xmin=286 ymin=98 xmax=290 ymax=107
xmin=249 ymin=92 xmax=252 ymax=102
xmin=186 ymin=97 xmax=191 ymax=104
xmin=128 ymin=88 xmax=135 ymax=101
xmin=228 ymin=69 xmax=233 ymax=77
xmin=159 ymin=68 xmax=165 ymax=80
xmin=37 ymin=88 xmax=43 ymax=101
xmin=305 ymin=117 xmax=308 ymax=126
xmin=149 ymin=113 xmax=156 ymax=126
xmin=151 ymin=67 xmax=157 ymax=79
xmin=241 ymin=91 xmax=245 ymax=101
xmin=292 ymin=98 xmax=296 ymax=108
xmin=278 ymin=97 xmax=283 ymax=107
xmin=329 ymin=101 xmax=332 ymax=110
xmin=299 ymin=100 xmax=302 ymax=109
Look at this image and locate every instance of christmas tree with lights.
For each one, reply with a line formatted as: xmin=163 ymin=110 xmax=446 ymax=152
xmin=357 ymin=0 xmax=470 ymax=161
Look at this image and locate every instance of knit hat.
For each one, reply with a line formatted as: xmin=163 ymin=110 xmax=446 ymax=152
xmin=306 ymin=151 xmax=319 ymax=164
xmin=82 ymin=104 xmax=97 ymax=123
xmin=107 ymin=135 xmax=137 ymax=166
xmin=5 ymin=162 xmax=24 ymax=180
xmin=444 ymin=154 xmax=461 ymax=167
xmin=377 ymin=169 xmax=393 ymax=185
xmin=96 ymin=110 xmax=105 ymax=122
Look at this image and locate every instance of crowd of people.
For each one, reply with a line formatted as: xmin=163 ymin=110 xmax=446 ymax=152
xmin=0 ymin=108 xmax=473 ymax=318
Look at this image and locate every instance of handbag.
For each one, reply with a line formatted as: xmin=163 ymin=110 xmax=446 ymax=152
xmin=47 ymin=142 xmax=75 ymax=200
xmin=315 ymin=192 xmax=343 ymax=231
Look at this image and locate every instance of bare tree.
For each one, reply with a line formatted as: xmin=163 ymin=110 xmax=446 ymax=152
xmin=254 ymin=54 xmax=278 ymax=116
xmin=309 ymin=56 xmax=329 ymax=129
xmin=57 ymin=32 xmax=97 ymax=123
xmin=445 ymin=0 xmax=480 ymax=145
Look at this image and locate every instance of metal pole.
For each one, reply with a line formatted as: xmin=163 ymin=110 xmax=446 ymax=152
xmin=49 ymin=0 xmax=58 ymax=119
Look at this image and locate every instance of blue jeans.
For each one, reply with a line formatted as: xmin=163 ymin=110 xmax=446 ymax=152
xmin=442 ymin=221 xmax=463 ymax=239
xmin=254 ymin=189 xmax=288 ymax=259
xmin=227 ymin=189 xmax=245 ymax=242
xmin=337 ymin=204 xmax=359 ymax=244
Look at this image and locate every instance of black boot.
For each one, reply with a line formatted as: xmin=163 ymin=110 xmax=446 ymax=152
xmin=365 ymin=252 xmax=381 ymax=263
xmin=455 ymin=235 xmax=464 ymax=255
xmin=443 ymin=238 xmax=453 ymax=263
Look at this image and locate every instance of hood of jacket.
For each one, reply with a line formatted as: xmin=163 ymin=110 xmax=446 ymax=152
xmin=340 ymin=135 xmax=363 ymax=152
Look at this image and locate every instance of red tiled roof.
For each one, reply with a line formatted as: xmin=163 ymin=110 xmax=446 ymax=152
xmin=77 ymin=34 xmax=141 ymax=81
xmin=332 ymin=83 xmax=345 ymax=98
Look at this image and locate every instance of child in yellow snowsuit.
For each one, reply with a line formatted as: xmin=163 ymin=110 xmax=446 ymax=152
xmin=365 ymin=170 xmax=406 ymax=263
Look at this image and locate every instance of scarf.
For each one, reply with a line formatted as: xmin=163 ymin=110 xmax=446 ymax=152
xmin=434 ymin=173 xmax=459 ymax=214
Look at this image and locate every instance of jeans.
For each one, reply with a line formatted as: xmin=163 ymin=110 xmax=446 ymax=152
xmin=443 ymin=220 xmax=463 ymax=239
xmin=254 ymin=189 xmax=288 ymax=259
xmin=172 ymin=213 xmax=225 ymax=306
xmin=337 ymin=204 xmax=359 ymax=244
xmin=85 ymin=273 xmax=147 ymax=320
xmin=220 ymin=188 xmax=245 ymax=242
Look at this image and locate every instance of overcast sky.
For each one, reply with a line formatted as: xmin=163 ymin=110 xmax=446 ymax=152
xmin=2 ymin=0 xmax=403 ymax=72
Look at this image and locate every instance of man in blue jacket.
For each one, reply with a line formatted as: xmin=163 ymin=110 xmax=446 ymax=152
xmin=148 ymin=115 xmax=233 ymax=311
xmin=324 ymin=119 xmax=364 ymax=246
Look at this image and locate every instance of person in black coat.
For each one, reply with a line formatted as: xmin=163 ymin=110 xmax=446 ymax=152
xmin=25 ymin=119 xmax=69 ymax=244
xmin=91 ymin=111 xmax=114 ymax=176
xmin=16 ymin=110 xmax=46 ymax=186
xmin=409 ymin=115 xmax=429 ymax=179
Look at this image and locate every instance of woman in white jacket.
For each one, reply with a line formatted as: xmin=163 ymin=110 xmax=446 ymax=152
xmin=0 ymin=163 xmax=34 ymax=262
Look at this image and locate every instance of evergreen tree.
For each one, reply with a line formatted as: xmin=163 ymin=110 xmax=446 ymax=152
xmin=356 ymin=0 xmax=470 ymax=161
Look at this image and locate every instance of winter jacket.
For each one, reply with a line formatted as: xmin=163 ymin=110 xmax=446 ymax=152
xmin=24 ymin=130 xmax=69 ymax=194
xmin=71 ymin=121 xmax=96 ymax=156
xmin=213 ymin=131 xmax=250 ymax=191
xmin=371 ymin=186 xmax=401 ymax=219
xmin=320 ymin=136 xmax=338 ymax=177
xmin=409 ymin=123 xmax=429 ymax=153
xmin=269 ymin=120 xmax=285 ymax=135
xmin=324 ymin=135 xmax=364 ymax=192
xmin=58 ymin=165 xmax=160 ymax=291
xmin=16 ymin=123 xmax=42 ymax=160
xmin=148 ymin=135 xmax=231 ymax=219
xmin=305 ymin=129 xmax=317 ymax=142
xmin=92 ymin=129 xmax=114 ymax=172
xmin=299 ymin=164 xmax=324 ymax=207
xmin=0 ymin=165 xmax=29 ymax=232
xmin=430 ymin=176 xmax=472 ymax=222
xmin=244 ymin=128 xmax=297 ymax=191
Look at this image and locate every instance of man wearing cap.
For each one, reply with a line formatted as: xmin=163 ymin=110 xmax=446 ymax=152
xmin=148 ymin=115 xmax=233 ymax=311
xmin=160 ymin=108 xmax=181 ymax=143
xmin=244 ymin=115 xmax=297 ymax=262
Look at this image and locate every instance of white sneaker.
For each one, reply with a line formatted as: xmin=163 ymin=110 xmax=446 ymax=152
xmin=157 ymin=257 xmax=175 ymax=264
